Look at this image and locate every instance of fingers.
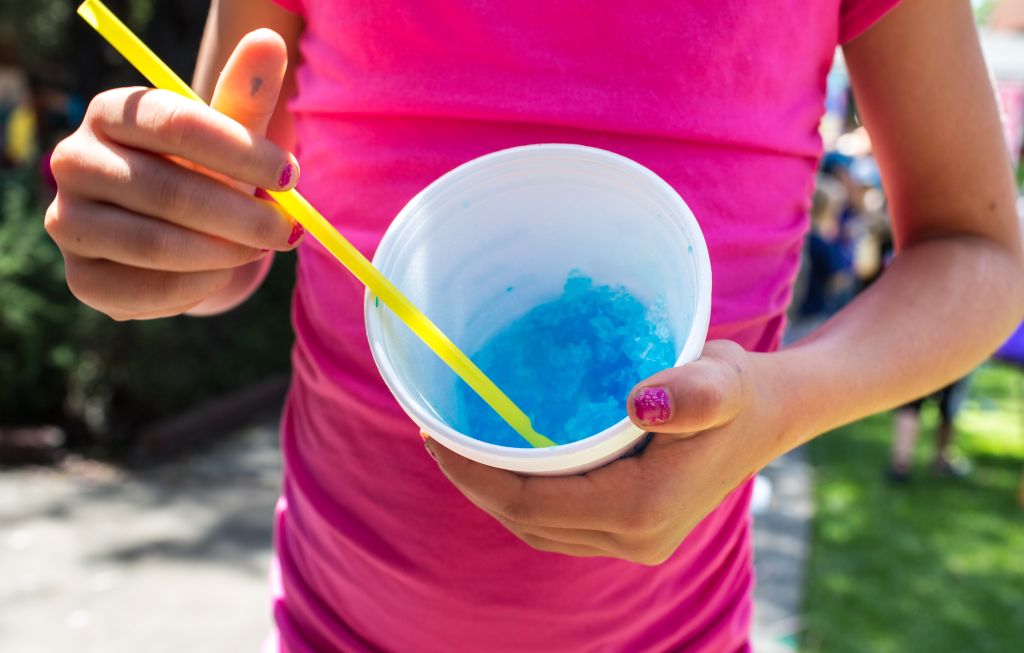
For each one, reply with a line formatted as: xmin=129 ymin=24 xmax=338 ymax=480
xmin=627 ymin=340 xmax=747 ymax=434
xmin=424 ymin=437 xmax=684 ymax=565
xmin=118 ymin=299 xmax=209 ymax=321
xmin=63 ymin=254 xmax=233 ymax=320
xmin=424 ymin=438 xmax=640 ymax=532
xmin=497 ymin=519 xmax=621 ymax=554
xmin=46 ymin=29 xmax=300 ymax=323
xmin=50 ymin=141 xmax=299 ymax=251
xmin=512 ymin=532 xmax=611 ymax=559
xmin=501 ymin=510 xmax=673 ymax=565
xmin=210 ymin=29 xmax=289 ymax=136
xmin=87 ymin=87 xmax=298 ymax=192
xmin=46 ymin=198 xmax=268 ymax=272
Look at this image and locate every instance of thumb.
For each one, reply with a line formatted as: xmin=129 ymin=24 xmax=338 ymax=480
xmin=207 ymin=29 xmax=297 ymax=195
xmin=626 ymin=340 xmax=747 ymax=434
xmin=211 ymin=28 xmax=289 ymax=137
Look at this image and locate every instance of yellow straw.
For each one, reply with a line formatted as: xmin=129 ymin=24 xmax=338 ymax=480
xmin=77 ymin=0 xmax=555 ymax=449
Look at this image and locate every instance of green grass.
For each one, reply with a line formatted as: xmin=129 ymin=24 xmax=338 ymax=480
xmin=801 ymin=361 xmax=1024 ymax=653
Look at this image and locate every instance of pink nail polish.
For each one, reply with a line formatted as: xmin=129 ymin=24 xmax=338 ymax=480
xmin=633 ymin=387 xmax=671 ymax=425
xmin=278 ymin=162 xmax=294 ymax=189
xmin=287 ymin=221 xmax=304 ymax=246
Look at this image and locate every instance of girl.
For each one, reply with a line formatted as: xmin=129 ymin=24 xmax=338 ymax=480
xmin=45 ymin=1 xmax=1023 ymax=650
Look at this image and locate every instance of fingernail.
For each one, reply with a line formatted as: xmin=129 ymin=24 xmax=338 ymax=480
xmin=633 ymin=387 xmax=671 ymax=426
xmin=278 ymin=162 xmax=295 ymax=189
xmin=424 ymin=441 xmax=437 ymax=461
xmin=287 ymin=221 xmax=304 ymax=246
xmin=260 ymin=248 xmax=270 ymax=253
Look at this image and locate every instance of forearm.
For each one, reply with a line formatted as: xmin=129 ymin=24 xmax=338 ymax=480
xmin=759 ymin=235 xmax=1024 ymax=458
xmin=740 ymin=0 xmax=1024 ymax=462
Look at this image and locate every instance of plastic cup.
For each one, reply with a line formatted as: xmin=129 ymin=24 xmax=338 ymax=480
xmin=365 ymin=144 xmax=711 ymax=475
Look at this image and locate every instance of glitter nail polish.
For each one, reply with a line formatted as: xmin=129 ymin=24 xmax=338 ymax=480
xmin=633 ymin=387 xmax=671 ymax=426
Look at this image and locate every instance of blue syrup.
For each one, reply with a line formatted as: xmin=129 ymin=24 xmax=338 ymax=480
xmin=451 ymin=271 xmax=677 ymax=448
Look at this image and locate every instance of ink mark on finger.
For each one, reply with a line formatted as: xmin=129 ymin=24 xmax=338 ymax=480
xmin=250 ymin=76 xmax=264 ymax=97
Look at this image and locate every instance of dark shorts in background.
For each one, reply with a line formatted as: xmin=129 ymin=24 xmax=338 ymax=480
xmin=900 ymin=375 xmax=972 ymax=422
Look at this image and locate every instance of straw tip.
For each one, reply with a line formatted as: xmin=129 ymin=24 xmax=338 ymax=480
xmin=77 ymin=0 xmax=99 ymax=25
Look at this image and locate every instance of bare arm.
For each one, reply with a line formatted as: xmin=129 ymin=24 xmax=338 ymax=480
xmin=763 ymin=0 xmax=1024 ymax=454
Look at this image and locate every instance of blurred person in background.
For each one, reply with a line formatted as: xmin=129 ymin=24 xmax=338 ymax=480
xmin=34 ymin=82 xmax=82 ymax=200
xmin=798 ymin=176 xmax=855 ymax=321
xmin=821 ymin=132 xmax=892 ymax=290
xmin=0 ymin=72 xmax=36 ymax=169
xmin=887 ymin=376 xmax=973 ymax=483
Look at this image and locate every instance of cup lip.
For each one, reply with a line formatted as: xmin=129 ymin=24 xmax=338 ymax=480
xmin=364 ymin=143 xmax=712 ymax=473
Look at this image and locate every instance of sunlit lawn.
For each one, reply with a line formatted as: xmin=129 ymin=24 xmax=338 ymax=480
xmin=801 ymin=361 xmax=1024 ymax=653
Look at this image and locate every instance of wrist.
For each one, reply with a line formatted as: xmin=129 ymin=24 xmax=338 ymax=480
xmin=743 ymin=349 xmax=812 ymax=465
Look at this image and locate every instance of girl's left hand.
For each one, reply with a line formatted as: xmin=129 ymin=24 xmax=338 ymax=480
xmin=423 ymin=340 xmax=783 ymax=565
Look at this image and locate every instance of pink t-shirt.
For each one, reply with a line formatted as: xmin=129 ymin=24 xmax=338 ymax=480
xmin=267 ymin=2 xmax=899 ymax=651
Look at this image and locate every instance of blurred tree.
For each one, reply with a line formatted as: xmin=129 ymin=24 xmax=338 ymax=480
xmin=0 ymin=0 xmax=74 ymax=70
xmin=0 ymin=0 xmax=296 ymax=459
xmin=975 ymin=0 xmax=1001 ymax=24
xmin=0 ymin=168 xmax=84 ymax=426
xmin=0 ymin=1 xmax=204 ymax=95
xmin=0 ymin=166 xmax=297 ymax=454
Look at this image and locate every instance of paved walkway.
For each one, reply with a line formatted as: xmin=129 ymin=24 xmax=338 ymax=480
xmin=752 ymin=448 xmax=814 ymax=652
xmin=0 ymin=421 xmax=812 ymax=652
xmin=0 ymin=424 xmax=280 ymax=653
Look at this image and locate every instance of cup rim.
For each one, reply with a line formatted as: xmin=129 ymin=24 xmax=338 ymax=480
xmin=364 ymin=143 xmax=712 ymax=473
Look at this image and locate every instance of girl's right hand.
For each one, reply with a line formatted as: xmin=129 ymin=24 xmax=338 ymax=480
xmin=45 ymin=29 xmax=301 ymax=320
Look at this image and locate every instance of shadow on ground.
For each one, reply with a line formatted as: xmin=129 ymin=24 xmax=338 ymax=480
xmin=0 ymin=423 xmax=281 ymax=653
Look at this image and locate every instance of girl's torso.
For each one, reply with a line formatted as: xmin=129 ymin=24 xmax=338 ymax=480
xmin=270 ymin=2 xmax=898 ymax=651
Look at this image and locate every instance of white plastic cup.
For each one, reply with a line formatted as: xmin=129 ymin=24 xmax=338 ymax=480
xmin=365 ymin=144 xmax=711 ymax=475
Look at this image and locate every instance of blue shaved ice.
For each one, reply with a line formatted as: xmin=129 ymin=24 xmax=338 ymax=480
xmin=451 ymin=271 xmax=677 ymax=448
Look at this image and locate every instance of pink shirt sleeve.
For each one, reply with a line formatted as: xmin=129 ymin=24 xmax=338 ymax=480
xmin=272 ymin=0 xmax=303 ymax=16
xmin=839 ymin=0 xmax=903 ymax=44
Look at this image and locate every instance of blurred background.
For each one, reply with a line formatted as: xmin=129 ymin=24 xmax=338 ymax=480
xmin=0 ymin=1 xmax=1022 ymax=652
